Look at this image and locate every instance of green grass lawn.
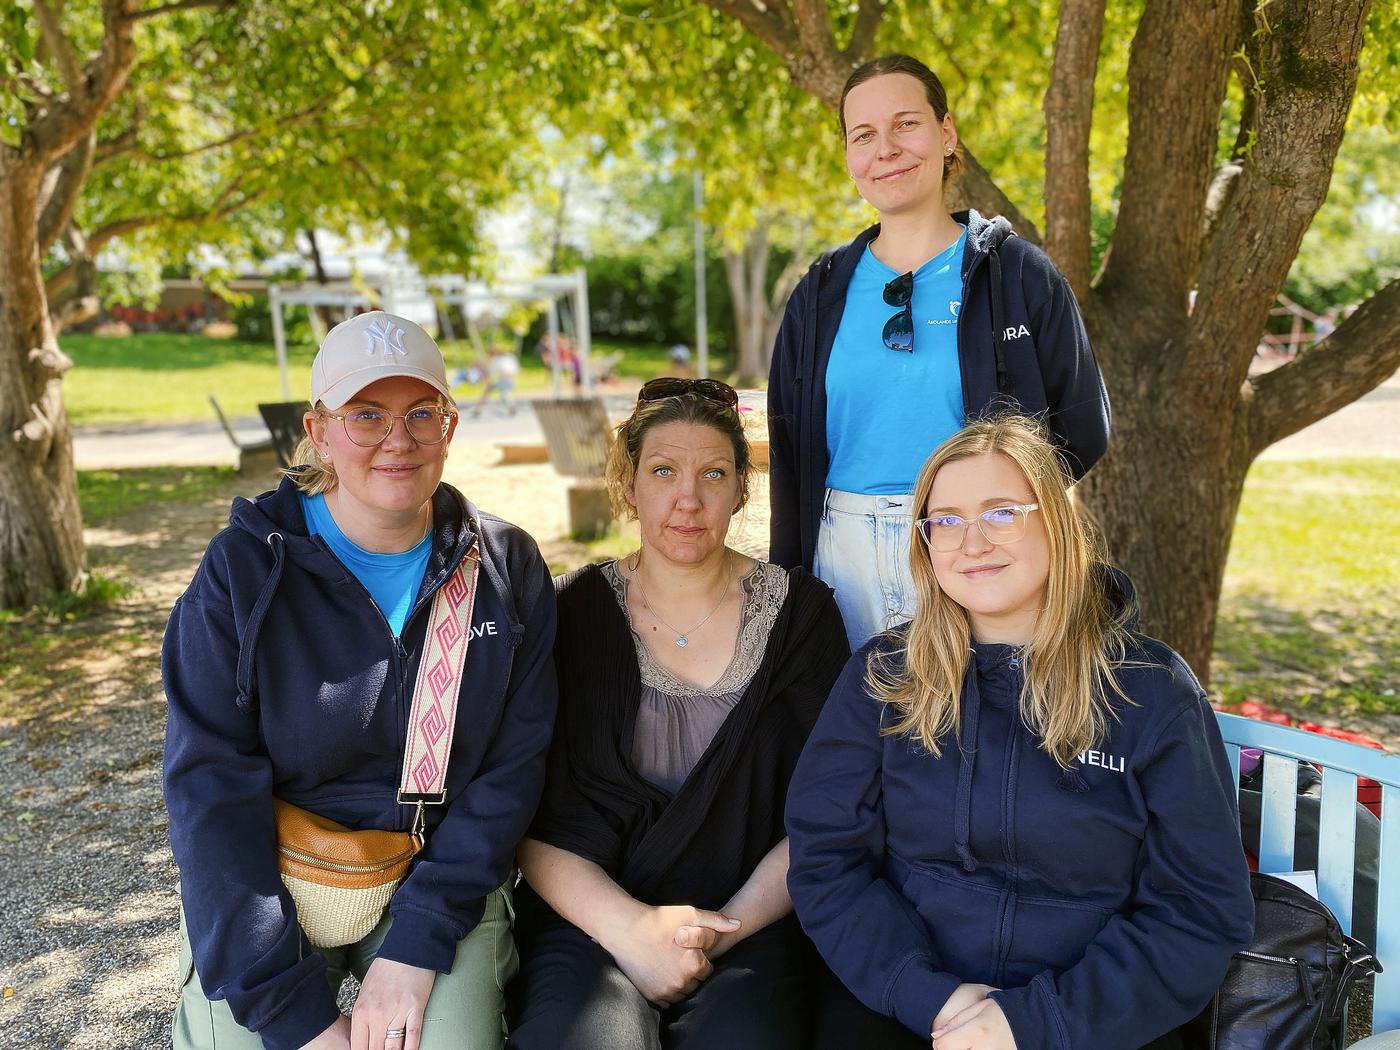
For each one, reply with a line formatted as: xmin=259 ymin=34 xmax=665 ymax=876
xmin=61 ymin=331 xmax=728 ymax=426
xmin=1212 ymin=458 xmax=1400 ymax=719
xmin=78 ymin=464 xmax=237 ymax=525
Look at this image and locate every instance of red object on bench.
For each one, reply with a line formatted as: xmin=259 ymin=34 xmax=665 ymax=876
xmin=1297 ymin=722 xmax=1384 ymax=817
xmin=1214 ymin=700 xmax=1386 ymax=818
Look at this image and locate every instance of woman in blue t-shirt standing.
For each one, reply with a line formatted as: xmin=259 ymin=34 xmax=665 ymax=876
xmin=767 ymin=53 xmax=1111 ymax=649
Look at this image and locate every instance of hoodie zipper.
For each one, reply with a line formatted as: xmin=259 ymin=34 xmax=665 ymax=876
xmin=308 ymin=534 xmax=469 ymax=827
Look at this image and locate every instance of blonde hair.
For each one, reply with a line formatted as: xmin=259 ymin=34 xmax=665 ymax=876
xmin=867 ymin=416 xmax=1132 ymax=767
xmin=284 ymin=435 xmax=337 ymax=495
xmin=604 ymin=393 xmax=751 ymax=519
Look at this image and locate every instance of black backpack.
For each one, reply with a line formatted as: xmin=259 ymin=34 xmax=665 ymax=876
xmin=1180 ymin=872 xmax=1381 ymax=1049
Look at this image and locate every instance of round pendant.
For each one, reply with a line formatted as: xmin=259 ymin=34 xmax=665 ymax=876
xmin=675 ymin=636 xmax=689 ymax=647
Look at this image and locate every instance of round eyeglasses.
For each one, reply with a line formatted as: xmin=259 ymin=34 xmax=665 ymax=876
xmin=323 ymin=406 xmax=455 ymax=447
xmin=915 ymin=503 xmax=1040 ymax=551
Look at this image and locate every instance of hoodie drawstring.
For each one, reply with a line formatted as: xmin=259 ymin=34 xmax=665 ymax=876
xmin=234 ymin=531 xmax=287 ymax=713
xmin=952 ymin=662 xmax=981 ymax=873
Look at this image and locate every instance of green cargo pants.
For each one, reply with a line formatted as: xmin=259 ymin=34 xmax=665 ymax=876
xmin=172 ymin=884 xmax=517 ymax=1050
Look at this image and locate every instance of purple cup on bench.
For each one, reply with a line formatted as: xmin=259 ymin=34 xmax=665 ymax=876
xmin=1238 ymin=747 xmax=1263 ymax=779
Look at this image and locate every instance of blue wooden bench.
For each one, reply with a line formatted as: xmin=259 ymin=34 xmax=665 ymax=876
xmin=1217 ymin=712 xmax=1400 ymax=1036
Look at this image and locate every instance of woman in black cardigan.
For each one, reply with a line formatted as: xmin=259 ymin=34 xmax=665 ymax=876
xmin=508 ymin=379 xmax=849 ymax=1050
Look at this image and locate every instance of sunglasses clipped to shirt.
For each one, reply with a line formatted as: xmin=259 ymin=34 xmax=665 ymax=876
xmin=883 ymin=270 xmax=915 ymax=353
xmin=637 ymin=377 xmax=740 ymax=409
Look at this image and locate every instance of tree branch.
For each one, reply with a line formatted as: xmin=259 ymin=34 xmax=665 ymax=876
xmin=24 ymin=0 xmax=139 ymax=172
xmin=121 ymin=0 xmax=231 ymax=23
xmin=48 ymin=224 xmax=100 ymax=333
xmin=1100 ymin=0 xmax=1237 ymax=311
xmin=1188 ymin=0 xmax=1370 ymax=395
xmin=37 ymin=132 xmax=94 ymax=253
xmin=94 ymin=43 xmax=404 ymax=171
xmin=1246 ymin=278 xmax=1400 ymax=455
xmin=32 ymin=0 xmax=83 ymax=96
xmin=1042 ymin=0 xmax=1106 ymax=299
xmin=843 ymin=0 xmax=885 ymax=64
xmin=702 ymin=1 xmax=797 ymax=64
xmin=925 ymin=29 xmax=972 ymax=87
xmin=44 ymin=176 xmax=261 ymax=297
xmin=93 ymin=110 xmax=144 ymax=164
xmin=946 ymin=146 xmax=1042 ymax=247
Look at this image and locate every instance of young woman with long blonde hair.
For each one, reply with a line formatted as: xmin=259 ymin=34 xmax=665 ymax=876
xmin=785 ymin=417 xmax=1252 ymax=1050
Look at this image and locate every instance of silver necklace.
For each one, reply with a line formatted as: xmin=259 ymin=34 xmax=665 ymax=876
xmin=629 ymin=550 xmax=732 ymax=648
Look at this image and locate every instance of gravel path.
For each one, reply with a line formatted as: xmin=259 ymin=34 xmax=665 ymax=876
xmin=2 ymin=373 xmax=1394 ymax=1045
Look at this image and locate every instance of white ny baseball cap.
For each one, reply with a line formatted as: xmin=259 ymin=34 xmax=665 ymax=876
xmin=310 ymin=311 xmax=456 ymax=410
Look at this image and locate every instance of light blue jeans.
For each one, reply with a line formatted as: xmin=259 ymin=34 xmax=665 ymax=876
xmin=813 ymin=488 xmax=917 ymax=651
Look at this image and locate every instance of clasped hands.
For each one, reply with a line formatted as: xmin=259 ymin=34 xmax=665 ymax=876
xmin=930 ymin=982 xmax=1016 ymax=1050
xmin=603 ymin=903 xmax=741 ymax=1007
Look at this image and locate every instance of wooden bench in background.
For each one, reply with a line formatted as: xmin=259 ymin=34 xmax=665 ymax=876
xmin=531 ymin=397 xmax=614 ymax=538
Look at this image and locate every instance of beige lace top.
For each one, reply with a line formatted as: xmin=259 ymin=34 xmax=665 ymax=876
xmin=602 ymin=559 xmax=790 ymax=794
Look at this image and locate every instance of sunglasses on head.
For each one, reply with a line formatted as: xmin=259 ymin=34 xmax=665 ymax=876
xmin=883 ymin=270 xmax=914 ymax=353
xmin=637 ymin=377 xmax=740 ymax=409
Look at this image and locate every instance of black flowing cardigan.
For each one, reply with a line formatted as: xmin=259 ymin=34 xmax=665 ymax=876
xmin=527 ymin=563 xmax=850 ymax=910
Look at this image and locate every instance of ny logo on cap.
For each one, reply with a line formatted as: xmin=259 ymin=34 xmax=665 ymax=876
xmin=364 ymin=318 xmax=407 ymax=361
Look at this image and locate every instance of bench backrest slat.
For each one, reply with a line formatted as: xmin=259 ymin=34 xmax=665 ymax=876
xmin=1378 ymin=783 xmax=1400 ymax=1032
xmin=1317 ymin=766 xmax=1358 ymax=935
xmin=1258 ymin=752 xmax=1299 ymax=874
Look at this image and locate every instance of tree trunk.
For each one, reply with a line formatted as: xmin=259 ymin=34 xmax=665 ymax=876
xmin=724 ymin=223 xmax=774 ymax=384
xmin=0 ymin=157 xmax=85 ymax=608
xmin=1075 ymin=319 xmax=1255 ymax=678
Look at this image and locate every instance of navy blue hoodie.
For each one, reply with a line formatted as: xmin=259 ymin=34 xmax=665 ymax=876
xmin=162 ymin=475 xmax=557 ymax=1050
xmin=767 ymin=210 xmax=1111 ymax=571
xmin=785 ymin=576 xmax=1253 ymax=1048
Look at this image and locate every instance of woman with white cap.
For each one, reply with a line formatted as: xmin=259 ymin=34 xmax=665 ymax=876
xmin=163 ymin=312 xmax=558 ymax=1050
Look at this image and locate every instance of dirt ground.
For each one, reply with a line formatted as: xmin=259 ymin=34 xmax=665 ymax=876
xmin=1 ymin=367 xmax=1396 ymax=1044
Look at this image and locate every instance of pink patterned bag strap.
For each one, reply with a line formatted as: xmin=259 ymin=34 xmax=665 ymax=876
xmin=397 ymin=542 xmax=481 ymax=840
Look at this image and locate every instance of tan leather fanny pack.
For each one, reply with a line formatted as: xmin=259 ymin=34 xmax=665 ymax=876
xmin=274 ymin=547 xmax=481 ymax=948
xmin=273 ymin=799 xmax=422 ymax=947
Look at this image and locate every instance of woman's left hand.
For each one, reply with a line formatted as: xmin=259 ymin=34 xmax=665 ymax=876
xmin=930 ymin=997 xmax=1016 ymax=1050
xmin=351 ymin=958 xmax=437 ymax=1050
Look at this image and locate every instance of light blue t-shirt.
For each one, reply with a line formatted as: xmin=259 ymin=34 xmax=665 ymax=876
xmin=300 ymin=492 xmax=432 ymax=637
xmin=825 ymin=228 xmax=967 ymax=494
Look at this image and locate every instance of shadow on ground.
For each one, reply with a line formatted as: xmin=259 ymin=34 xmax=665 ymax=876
xmin=0 ymin=467 xmax=275 ymax=1047
xmin=1213 ymin=588 xmax=1400 ymax=749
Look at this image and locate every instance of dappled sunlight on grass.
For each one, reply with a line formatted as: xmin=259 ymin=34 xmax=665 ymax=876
xmin=79 ymin=465 xmax=236 ymax=525
xmin=1214 ymin=459 xmax=1400 ymax=720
